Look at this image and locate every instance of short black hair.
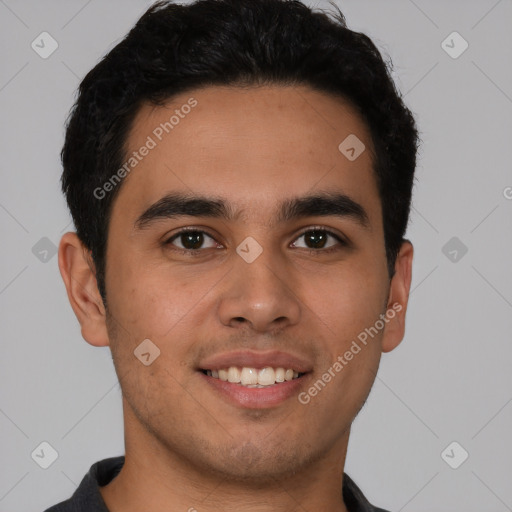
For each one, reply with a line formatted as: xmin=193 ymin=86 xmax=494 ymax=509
xmin=61 ymin=0 xmax=419 ymax=303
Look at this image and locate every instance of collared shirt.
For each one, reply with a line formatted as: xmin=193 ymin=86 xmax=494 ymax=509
xmin=44 ymin=456 xmax=391 ymax=512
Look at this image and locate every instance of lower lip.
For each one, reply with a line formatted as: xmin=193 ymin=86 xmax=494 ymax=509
xmin=199 ymin=372 xmax=308 ymax=409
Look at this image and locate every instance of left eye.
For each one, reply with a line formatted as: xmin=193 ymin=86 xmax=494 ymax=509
xmin=166 ymin=230 xmax=219 ymax=251
xmin=291 ymin=229 xmax=343 ymax=250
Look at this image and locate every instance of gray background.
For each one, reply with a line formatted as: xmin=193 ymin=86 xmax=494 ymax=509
xmin=1 ymin=0 xmax=511 ymax=510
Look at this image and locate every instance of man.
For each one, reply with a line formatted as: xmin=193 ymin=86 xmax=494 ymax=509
xmin=48 ymin=0 xmax=417 ymax=510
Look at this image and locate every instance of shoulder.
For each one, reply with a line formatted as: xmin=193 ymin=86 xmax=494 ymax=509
xmin=42 ymin=456 xmax=125 ymax=512
xmin=343 ymin=473 xmax=392 ymax=512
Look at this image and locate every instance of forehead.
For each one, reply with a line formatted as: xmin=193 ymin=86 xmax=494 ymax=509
xmin=115 ymin=84 xmax=381 ymax=228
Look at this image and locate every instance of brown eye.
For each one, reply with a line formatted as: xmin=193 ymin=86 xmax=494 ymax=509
xmin=304 ymin=230 xmax=329 ymax=248
xmin=166 ymin=230 xmax=218 ymax=251
xmin=180 ymin=231 xmax=205 ymax=250
xmin=292 ymin=229 xmax=344 ymax=250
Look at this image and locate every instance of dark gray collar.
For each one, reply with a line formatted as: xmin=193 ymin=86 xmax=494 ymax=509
xmin=44 ymin=456 xmax=391 ymax=512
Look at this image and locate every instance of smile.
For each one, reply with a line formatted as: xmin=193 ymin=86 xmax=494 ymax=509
xmin=202 ymin=366 xmax=304 ymax=387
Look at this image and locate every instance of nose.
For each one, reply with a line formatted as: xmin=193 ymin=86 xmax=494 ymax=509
xmin=217 ymin=251 xmax=302 ymax=334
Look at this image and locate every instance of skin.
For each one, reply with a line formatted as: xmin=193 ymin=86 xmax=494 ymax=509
xmin=59 ymin=84 xmax=413 ymax=512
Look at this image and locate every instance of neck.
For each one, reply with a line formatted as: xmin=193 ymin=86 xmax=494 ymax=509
xmin=100 ymin=400 xmax=350 ymax=512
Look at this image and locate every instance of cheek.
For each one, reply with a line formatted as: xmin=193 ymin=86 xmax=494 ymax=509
xmin=298 ymin=260 xmax=386 ymax=343
xmin=311 ymin=266 xmax=386 ymax=411
xmin=106 ymin=251 xmax=226 ymax=343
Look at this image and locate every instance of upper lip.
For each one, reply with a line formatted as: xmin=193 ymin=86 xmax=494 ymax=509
xmin=198 ymin=350 xmax=313 ymax=373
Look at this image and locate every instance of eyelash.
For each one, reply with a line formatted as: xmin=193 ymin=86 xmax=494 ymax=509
xmin=291 ymin=227 xmax=348 ymax=254
xmin=163 ymin=226 xmax=348 ymax=256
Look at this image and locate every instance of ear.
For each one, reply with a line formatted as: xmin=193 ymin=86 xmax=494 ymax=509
xmin=58 ymin=232 xmax=109 ymax=347
xmin=381 ymin=239 xmax=414 ymax=353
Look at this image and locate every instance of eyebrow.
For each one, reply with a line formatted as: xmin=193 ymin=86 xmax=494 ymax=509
xmin=134 ymin=191 xmax=371 ymax=231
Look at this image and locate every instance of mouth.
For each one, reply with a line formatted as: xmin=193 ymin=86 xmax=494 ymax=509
xmin=198 ymin=366 xmax=310 ymax=409
xmin=197 ymin=350 xmax=313 ymax=409
xmin=201 ymin=366 xmax=306 ymax=388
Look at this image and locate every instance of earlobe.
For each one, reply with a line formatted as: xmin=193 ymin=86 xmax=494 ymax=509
xmin=58 ymin=232 xmax=110 ymax=347
xmin=381 ymin=240 xmax=414 ymax=353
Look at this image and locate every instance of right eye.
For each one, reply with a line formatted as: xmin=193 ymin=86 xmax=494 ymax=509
xmin=164 ymin=229 xmax=222 ymax=254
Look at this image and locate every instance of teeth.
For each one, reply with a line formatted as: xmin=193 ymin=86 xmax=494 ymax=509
xmin=258 ymin=367 xmax=275 ymax=386
xmin=227 ymin=366 xmax=241 ymax=383
xmin=240 ymin=367 xmax=258 ymax=385
xmin=206 ymin=366 xmax=303 ymax=387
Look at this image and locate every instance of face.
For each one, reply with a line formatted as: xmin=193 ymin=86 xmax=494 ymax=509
xmin=62 ymin=84 xmax=412 ymax=483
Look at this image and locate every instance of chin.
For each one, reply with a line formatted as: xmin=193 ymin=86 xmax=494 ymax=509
xmin=189 ymin=438 xmax=323 ymax=485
